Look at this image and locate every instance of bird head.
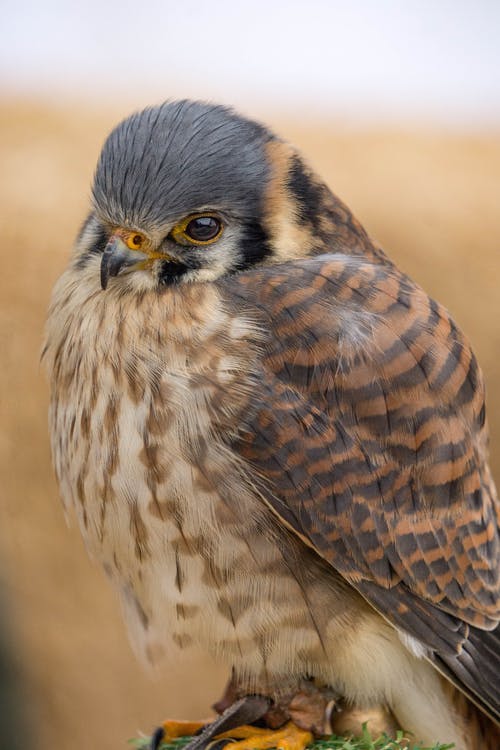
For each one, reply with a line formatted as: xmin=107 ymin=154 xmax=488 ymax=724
xmin=75 ymin=100 xmax=378 ymax=291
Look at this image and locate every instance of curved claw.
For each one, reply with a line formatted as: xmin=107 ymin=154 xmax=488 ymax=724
xmin=151 ymin=725 xmax=167 ymax=750
xmin=176 ymin=696 xmax=271 ymax=750
xmin=214 ymin=722 xmax=313 ymax=750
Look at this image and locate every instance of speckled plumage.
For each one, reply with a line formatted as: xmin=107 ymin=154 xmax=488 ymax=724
xmin=44 ymin=100 xmax=500 ymax=750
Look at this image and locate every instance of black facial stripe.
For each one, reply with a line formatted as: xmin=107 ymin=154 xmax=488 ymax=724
xmin=158 ymin=220 xmax=271 ymax=283
xmin=158 ymin=259 xmax=191 ymax=285
xmin=287 ymin=155 xmax=324 ymax=229
xmin=232 ymin=221 xmax=272 ymax=272
xmin=88 ymin=225 xmax=108 ymax=254
xmin=75 ymin=218 xmax=108 ymax=269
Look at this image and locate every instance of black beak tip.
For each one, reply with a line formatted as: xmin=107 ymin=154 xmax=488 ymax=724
xmin=100 ymin=246 xmax=113 ymax=290
xmin=100 ymin=240 xmax=127 ymax=290
xmin=100 ymin=268 xmax=109 ymax=290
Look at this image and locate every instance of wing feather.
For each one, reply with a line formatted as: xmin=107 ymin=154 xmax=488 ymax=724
xmin=221 ymin=254 xmax=500 ymax=720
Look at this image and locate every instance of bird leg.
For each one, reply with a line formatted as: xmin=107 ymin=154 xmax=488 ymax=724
xmin=152 ymin=695 xmax=271 ymax=750
xmin=151 ymin=680 xmax=399 ymax=750
xmin=212 ymin=676 xmax=339 ymax=737
xmin=214 ymin=721 xmax=313 ymax=750
xmin=264 ymin=682 xmax=400 ymax=740
xmin=155 ymin=681 xmax=326 ymax=750
xmin=158 ymin=719 xmax=211 ymax=740
xmin=209 ymin=699 xmax=399 ymax=750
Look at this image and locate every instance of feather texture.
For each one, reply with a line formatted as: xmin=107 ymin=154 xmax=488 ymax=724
xmin=224 ymin=254 xmax=500 ymax=719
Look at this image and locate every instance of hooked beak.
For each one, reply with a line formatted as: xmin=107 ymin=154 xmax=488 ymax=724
xmin=100 ymin=236 xmax=148 ymax=290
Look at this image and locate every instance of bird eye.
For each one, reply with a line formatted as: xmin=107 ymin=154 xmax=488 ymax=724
xmin=171 ymin=214 xmax=223 ymax=246
xmin=124 ymin=232 xmax=146 ymax=250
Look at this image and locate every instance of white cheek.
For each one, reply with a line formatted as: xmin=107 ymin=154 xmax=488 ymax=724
xmin=185 ymin=228 xmax=245 ymax=282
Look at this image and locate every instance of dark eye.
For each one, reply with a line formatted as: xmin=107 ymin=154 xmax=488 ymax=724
xmin=184 ymin=216 xmax=222 ymax=242
xmin=171 ymin=214 xmax=223 ymax=246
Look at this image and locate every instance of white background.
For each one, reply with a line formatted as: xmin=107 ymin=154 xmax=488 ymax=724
xmin=2 ymin=0 xmax=500 ymax=127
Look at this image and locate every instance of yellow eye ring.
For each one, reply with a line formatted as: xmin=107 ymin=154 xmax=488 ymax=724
xmin=170 ymin=213 xmax=223 ymax=246
xmin=124 ymin=232 xmax=146 ymax=251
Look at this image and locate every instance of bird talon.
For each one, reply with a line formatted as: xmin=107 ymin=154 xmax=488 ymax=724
xmin=151 ymin=719 xmax=212 ymax=749
xmin=215 ymin=722 xmax=313 ymax=750
xmin=160 ymin=719 xmax=211 ymax=740
xmin=150 ymin=725 xmax=166 ymax=750
xmin=159 ymin=698 xmax=272 ymax=750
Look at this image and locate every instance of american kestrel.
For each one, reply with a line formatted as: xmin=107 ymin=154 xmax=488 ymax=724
xmin=44 ymin=101 xmax=499 ymax=750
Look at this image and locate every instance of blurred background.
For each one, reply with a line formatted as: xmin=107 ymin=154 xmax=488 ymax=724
xmin=1 ymin=2 xmax=499 ymax=749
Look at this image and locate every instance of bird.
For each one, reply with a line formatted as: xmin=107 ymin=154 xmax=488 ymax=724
xmin=43 ymin=100 xmax=500 ymax=750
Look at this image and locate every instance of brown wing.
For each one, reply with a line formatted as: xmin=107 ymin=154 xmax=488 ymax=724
xmin=220 ymin=254 xmax=500 ymax=719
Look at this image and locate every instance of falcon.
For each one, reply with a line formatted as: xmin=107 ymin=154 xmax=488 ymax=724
xmin=44 ymin=100 xmax=500 ymax=750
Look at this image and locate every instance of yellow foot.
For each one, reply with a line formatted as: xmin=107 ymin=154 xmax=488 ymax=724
xmin=160 ymin=719 xmax=212 ymax=740
xmin=215 ymin=722 xmax=313 ymax=750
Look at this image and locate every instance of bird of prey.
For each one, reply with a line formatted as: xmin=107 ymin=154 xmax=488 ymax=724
xmin=44 ymin=101 xmax=500 ymax=750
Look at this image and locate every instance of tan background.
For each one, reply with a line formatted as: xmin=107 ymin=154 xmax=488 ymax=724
xmin=0 ymin=101 xmax=499 ymax=750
